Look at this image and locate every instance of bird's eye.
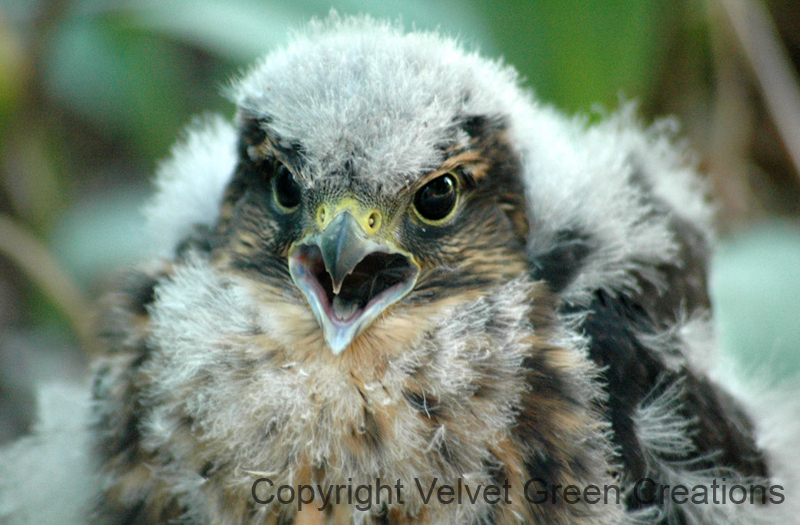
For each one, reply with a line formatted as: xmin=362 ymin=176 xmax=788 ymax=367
xmin=413 ymin=173 xmax=458 ymax=223
xmin=272 ymin=164 xmax=301 ymax=211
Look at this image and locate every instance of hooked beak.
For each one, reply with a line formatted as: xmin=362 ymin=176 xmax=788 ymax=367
xmin=288 ymin=211 xmax=419 ymax=355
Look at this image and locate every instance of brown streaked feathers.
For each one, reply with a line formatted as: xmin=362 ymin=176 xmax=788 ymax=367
xmin=88 ymin=16 xmax=782 ymax=525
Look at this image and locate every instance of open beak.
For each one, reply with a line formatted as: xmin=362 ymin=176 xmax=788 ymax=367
xmin=288 ymin=211 xmax=419 ymax=354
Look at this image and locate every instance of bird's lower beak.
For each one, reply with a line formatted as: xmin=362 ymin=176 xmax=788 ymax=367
xmin=288 ymin=211 xmax=419 ymax=355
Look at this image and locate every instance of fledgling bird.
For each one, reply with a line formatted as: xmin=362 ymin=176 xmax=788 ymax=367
xmin=86 ymin=15 xmax=794 ymax=525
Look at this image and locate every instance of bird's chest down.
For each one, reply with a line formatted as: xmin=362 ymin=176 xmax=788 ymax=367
xmin=141 ymin=344 xmax=535 ymax=524
xmin=101 ymin=265 xmax=620 ymax=524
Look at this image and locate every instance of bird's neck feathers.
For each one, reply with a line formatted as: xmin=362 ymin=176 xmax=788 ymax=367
xmin=137 ymin=253 xmax=573 ymax=505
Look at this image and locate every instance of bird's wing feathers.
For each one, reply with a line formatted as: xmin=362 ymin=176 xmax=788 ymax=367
xmin=522 ymin=108 xmax=712 ymax=307
xmin=520 ymin=108 xmax=790 ymax=523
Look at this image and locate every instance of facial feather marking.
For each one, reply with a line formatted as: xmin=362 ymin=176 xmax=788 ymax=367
xmin=437 ymin=116 xmax=516 ymax=185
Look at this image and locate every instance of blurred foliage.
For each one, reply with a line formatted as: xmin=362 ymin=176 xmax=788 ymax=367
xmin=476 ymin=0 xmax=669 ymax=112
xmin=712 ymin=222 xmax=800 ymax=386
xmin=0 ymin=0 xmax=798 ymax=440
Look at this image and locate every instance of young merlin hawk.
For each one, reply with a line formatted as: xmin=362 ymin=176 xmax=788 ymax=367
xmin=90 ymin=16 xmax=792 ymax=525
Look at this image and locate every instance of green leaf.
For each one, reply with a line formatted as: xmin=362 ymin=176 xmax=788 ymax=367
xmin=475 ymin=0 xmax=667 ymax=112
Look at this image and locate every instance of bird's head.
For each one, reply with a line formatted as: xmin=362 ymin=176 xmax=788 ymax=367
xmin=206 ymin=21 xmax=533 ymax=355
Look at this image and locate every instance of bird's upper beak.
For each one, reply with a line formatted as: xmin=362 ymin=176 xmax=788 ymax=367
xmin=288 ymin=204 xmax=419 ymax=355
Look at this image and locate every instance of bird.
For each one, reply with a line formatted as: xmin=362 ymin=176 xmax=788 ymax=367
xmin=85 ymin=15 xmax=796 ymax=525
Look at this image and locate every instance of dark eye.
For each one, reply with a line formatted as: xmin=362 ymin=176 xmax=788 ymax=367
xmin=413 ymin=174 xmax=458 ymax=222
xmin=272 ymin=164 xmax=301 ymax=210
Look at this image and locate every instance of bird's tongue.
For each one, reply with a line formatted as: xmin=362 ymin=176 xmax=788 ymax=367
xmin=332 ymin=295 xmax=360 ymax=321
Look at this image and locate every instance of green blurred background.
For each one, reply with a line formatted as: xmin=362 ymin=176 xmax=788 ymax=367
xmin=0 ymin=0 xmax=798 ymax=442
